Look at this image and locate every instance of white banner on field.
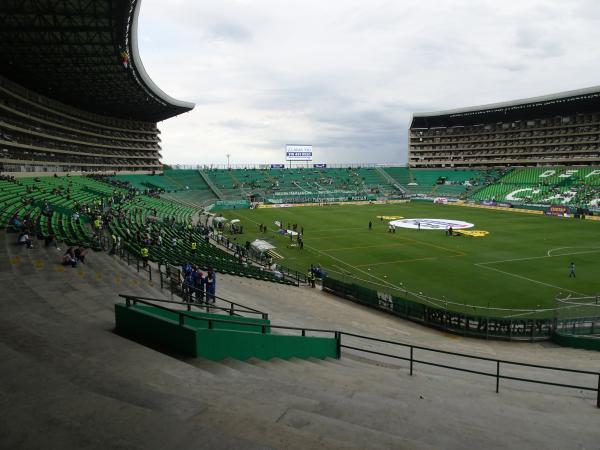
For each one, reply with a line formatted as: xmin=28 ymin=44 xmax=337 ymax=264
xmin=286 ymin=144 xmax=313 ymax=161
xmin=389 ymin=218 xmax=474 ymax=230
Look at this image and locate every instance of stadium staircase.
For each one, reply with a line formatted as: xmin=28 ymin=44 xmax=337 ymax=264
xmin=376 ymin=166 xmax=406 ymax=194
xmin=198 ymin=169 xmax=226 ymax=200
xmin=382 ymin=167 xmax=413 ymax=186
xmin=160 ymin=192 xmax=205 ymax=209
xmin=1 ymin=229 xmax=599 ymax=448
xmin=162 ymin=172 xmax=186 ymax=190
xmin=228 ymin=170 xmax=250 ymax=196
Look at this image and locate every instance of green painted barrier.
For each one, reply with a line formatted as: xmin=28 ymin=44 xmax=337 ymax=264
xmin=115 ymin=303 xmax=338 ymax=361
xmin=115 ymin=303 xmax=198 ymax=355
xmin=553 ymin=332 xmax=600 ymax=351
xmin=195 ymin=329 xmax=337 ymax=361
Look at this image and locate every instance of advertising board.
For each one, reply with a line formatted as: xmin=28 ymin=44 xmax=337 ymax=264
xmin=545 ymin=205 xmax=570 ymax=217
xmin=286 ymin=144 xmax=313 ymax=161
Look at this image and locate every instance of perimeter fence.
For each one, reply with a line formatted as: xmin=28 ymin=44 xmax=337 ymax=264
xmin=323 ymin=276 xmax=600 ymax=341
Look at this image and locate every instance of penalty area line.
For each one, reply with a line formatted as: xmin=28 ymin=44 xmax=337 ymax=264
xmin=546 ymin=247 xmax=600 ymax=257
xmin=474 ymin=263 xmax=586 ymax=296
xmin=477 ymin=248 xmax=600 ymax=266
xmin=355 ymin=256 xmax=438 ymax=267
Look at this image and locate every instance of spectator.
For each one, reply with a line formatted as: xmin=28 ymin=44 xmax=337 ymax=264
xmin=44 ymin=234 xmax=60 ymax=250
xmin=110 ymin=234 xmax=117 ymax=254
xmin=10 ymin=217 xmax=22 ymax=229
xmin=74 ymin=247 xmax=86 ymax=264
xmin=307 ymin=269 xmax=316 ymax=288
xmin=184 ymin=267 xmax=195 ymax=302
xmin=206 ymin=267 xmax=216 ymax=303
xmin=17 ymin=231 xmax=33 ymax=249
xmin=140 ymin=246 xmax=149 ymax=267
xmin=63 ymin=248 xmax=77 ymax=267
xmin=194 ymin=268 xmax=205 ymax=303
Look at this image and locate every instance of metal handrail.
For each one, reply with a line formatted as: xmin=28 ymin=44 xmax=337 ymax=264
xmin=114 ymin=244 xmax=153 ymax=281
xmin=114 ymin=241 xmax=271 ymax=316
xmin=340 ymin=331 xmax=599 ymax=374
xmin=118 ymin=293 xmax=266 ymax=318
xmin=158 ymin=271 xmax=267 ymax=316
xmin=119 ymin=294 xmax=600 ymax=408
xmin=339 ymin=332 xmax=600 ymax=408
xmin=120 ymin=294 xmax=338 ymax=338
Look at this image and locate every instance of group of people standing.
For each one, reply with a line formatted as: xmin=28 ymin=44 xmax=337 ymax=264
xmin=182 ymin=263 xmax=217 ymax=303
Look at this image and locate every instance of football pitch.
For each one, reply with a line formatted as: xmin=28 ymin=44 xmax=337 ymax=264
xmin=223 ymin=202 xmax=600 ymax=316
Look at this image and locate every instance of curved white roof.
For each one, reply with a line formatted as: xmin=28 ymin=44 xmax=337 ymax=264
xmin=130 ymin=0 xmax=195 ymax=111
xmin=413 ymin=86 xmax=600 ymax=119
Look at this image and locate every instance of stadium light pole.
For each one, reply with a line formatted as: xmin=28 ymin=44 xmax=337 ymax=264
xmin=226 ymin=154 xmax=231 ymax=169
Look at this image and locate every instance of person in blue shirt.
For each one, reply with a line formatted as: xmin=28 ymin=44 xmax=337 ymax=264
xmin=184 ymin=268 xmax=195 ymax=302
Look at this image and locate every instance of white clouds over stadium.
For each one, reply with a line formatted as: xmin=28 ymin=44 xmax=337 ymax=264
xmin=138 ymin=0 xmax=600 ymax=166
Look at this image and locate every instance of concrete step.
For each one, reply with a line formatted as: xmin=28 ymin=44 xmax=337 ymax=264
xmin=218 ymin=358 xmax=452 ymax=443
xmin=277 ymin=407 xmax=429 ymax=450
xmin=194 ymin=403 xmax=362 ymax=450
xmin=249 ymin=356 xmax=411 ymax=399
xmin=0 ymin=344 xmax=256 ymax=450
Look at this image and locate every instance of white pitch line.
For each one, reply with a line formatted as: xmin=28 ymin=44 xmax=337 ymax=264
xmin=502 ymin=309 xmax=554 ymax=319
xmin=547 ymin=247 xmax=570 ymax=257
xmin=547 ymin=246 xmax=600 ymax=257
xmin=477 ymin=248 xmax=600 ymax=266
xmin=305 ymin=243 xmax=403 ymax=291
xmin=475 ymin=263 xmax=586 ymax=296
xmin=331 ymin=264 xmax=353 ymax=275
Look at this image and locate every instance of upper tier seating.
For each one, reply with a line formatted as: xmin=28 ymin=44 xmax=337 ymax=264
xmin=381 ymin=168 xmax=492 ymax=197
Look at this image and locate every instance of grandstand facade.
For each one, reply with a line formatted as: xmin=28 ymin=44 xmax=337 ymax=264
xmin=409 ymin=87 xmax=600 ymax=168
xmin=0 ymin=0 xmax=194 ymax=174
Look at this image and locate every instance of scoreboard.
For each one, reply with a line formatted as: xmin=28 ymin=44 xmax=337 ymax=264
xmin=286 ymin=144 xmax=312 ymax=161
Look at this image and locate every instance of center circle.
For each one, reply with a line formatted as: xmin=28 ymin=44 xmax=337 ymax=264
xmin=389 ymin=218 xmax=475 ymax=230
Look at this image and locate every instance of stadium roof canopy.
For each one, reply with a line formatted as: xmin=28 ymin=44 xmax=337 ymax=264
xmin=0 ymin=0 xmax=194 ymax=122
xmin=411 ymin=86 xmax=600 ymax=128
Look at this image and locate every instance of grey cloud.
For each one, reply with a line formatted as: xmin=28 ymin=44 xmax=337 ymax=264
xmin=515 ymin=27 xmax=565 ymax=58
xmin=208 ymin=22 xmax=253 ymax=42
xmin=139 ymin=0 xmax=600 ymax=166
xmin=217 ymin=119 xmax=266 ymax=130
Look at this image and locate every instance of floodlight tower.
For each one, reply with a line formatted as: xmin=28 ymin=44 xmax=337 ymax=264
xmin=226 ymin=153 xmax=231 ymax=169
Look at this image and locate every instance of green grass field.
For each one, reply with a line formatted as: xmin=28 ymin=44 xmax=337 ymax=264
xmin=222 ymin=202 xmax=600 ymax=316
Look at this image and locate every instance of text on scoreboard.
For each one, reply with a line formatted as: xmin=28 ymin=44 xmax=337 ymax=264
xmin=286 ymin=144 xmax=313 ymax=161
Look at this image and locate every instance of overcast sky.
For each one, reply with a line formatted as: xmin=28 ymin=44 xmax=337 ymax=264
xmin=138 ymin=0 xmax=600 ymax=166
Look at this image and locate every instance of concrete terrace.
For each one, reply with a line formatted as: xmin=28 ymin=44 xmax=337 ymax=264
xmin=1 ymin=229 xmax=599 ymax=449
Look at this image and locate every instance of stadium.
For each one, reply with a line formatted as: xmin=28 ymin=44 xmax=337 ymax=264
xmin=1 ymin=1 xmax=599 ymax=449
